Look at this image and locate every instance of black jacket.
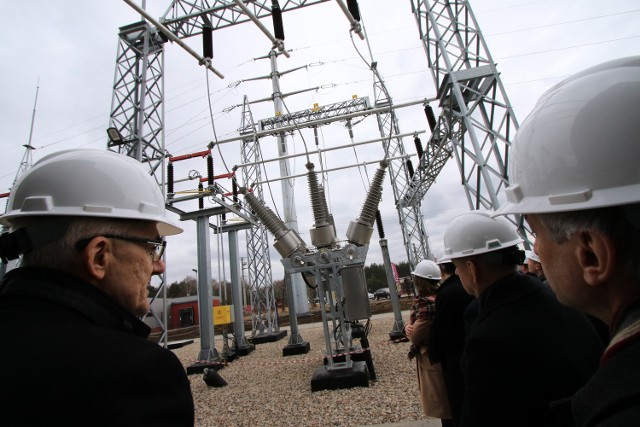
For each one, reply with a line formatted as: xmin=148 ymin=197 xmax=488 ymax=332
xmin=460 ymin=272 xmax=604 ymax=427
xmin=0 ymin=267 xmax=194 ymax=426
xmin=572 ymin=301 xmax=640 ymax=426
xmin=427 ymin=274 xmax=473 ymax=425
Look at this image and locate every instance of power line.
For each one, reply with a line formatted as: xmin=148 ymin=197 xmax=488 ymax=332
xmin=485 ymin=8 xmax=640 ymax=37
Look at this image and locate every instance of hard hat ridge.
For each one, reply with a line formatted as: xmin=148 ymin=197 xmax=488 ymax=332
xmin=0 ymin=150 xmax=182 ymax=236
xmin=495 ymin=56 xmax=640 ymax=216
xmin=412 ymin=259 xmax=442 ymax=280
xmin=444 ymin=211 xmax=522 ymax=259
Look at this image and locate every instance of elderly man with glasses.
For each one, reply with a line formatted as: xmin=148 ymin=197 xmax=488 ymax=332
xmin=0 ymin=150 xmax=194 ymax=426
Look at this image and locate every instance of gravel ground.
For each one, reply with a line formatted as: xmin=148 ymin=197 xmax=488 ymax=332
xmin=172 ymin=312 xmax=431 ymax=427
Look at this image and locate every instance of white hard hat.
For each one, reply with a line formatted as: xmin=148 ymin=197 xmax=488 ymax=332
xmin=412 ymin=259 xmax=442 ymax=280
xmin=525 ymin=250 xmax=540 ymax=263
xmin=495 ymin=56 xmax=640 ymax=216
xmin=1 ymin=149 xmax=182 ymax=236
xmin=434 ymin=250 xmax=452 ymax=265
xmin=444 ymin=211 xmax=522 ymax=259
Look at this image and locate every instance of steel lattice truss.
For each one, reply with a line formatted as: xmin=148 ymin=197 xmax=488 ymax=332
xmin=409 ymin=0 xmax=520 ymax=215
xmin=259 ymin=97 xmax=371 ymax=131
xmin=109 ymin=21 xmax=170 ymax=344
xmin=160 ymin=0 xmax=330 ymax=36
xmin=399 ymin=113 xmax=452 ymax=208
xmin=108 ymin=0 xmax=528 ymax=345
xmin=109 ymin=21 xmax=167 ymax=180
xmin=239 ymin=97 xmax=279 ymax=337
xmin=372 ymin=66 xmax=433 ymax=267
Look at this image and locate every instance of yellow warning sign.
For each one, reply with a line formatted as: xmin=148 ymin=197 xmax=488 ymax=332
xmin=213 ymin=305 xmax=233 ymax=325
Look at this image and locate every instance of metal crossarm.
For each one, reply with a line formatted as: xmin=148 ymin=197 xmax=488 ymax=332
xmin=400 ymin=115 xmax=452 ymax=208
xmin=259 ymin=97 xmax=371 ymax=131
xmin=160 ymin=0 xmax=331 ymax=37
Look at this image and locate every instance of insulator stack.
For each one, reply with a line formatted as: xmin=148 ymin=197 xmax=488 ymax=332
xmin=242 ymin=189 xmax=288 ymax=239
xmin=375 ymin=209 xmax=385 ymax=239
xmin=167 ymin=162 xmax=174 ymax=194
xmin=240 ymin=187 xmax=307 ymax=257
xmin=232 ymin=178 xmax=239 ymax=205
xmin=414 ymin=136 xmax=424 ymax=159
xmin=346 ymin=160 xmax=388 ymax=246
xmin=307 ymin=163 xmax=336 ymax=248
xmin=207 ymin=154 xmax=214 ymax=186
xmin=307 ymin=163 xmax=330 ymax=227
xmin=272 ymin=0 xmax=285 ymax=40
xmin=198 ymin=182 xmax=204 ymax=209
xmin=347 ymin=0 xmax=361 ymax=21
xmin=357 ymin=161 xmax=387 ymax=227
xmin=406 ymin=159 xmax=415 ymax=178
xmin=425 ymin=104 xmax=437 ymax=131
xmin=202 ymin=24 xmax=213 ymax=59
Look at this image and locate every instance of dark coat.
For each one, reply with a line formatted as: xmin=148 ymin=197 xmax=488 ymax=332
xmin=572 ymin=303 xmax=640 ymax=426
xmin=460 ymin=272 xmax=604 ymax=427
xmin=0 ymin=267 xmax=194 ymax=426
xmin=427 ymin=274 xmax=473 ymax=426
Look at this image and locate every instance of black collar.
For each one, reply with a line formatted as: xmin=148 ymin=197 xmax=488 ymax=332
xmin=0 ymin=267 xmax=151 ymax=338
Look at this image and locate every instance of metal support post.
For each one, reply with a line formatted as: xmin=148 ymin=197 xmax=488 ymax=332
xmin=282 ymin=272 xmax=310 ymax=356
xmin=380 ymin=238 xmax=406 ymax=341
xmin=187 ymin=214 xmax=222 ymax=374
xmin=268 ymin=49 xmax=309 ymax=314
xmin=229 ymin=229 xmax=255 ymax=356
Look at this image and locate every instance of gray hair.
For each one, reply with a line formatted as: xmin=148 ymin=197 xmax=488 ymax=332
xmin=537 ymin=204 xmax=640 ymax=281
xmin=15 ymin=217 xmax=145 ymax=271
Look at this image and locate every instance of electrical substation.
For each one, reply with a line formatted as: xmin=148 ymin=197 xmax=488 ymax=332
xmin=1 ymin=0 xmax=525 ymax=392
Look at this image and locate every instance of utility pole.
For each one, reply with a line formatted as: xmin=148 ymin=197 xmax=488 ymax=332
xmin=268 ymin=49 xmax=309 ymax=314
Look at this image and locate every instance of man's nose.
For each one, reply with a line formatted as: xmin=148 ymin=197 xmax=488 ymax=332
xmin=152 ymin=257 xmax=166 ymax=275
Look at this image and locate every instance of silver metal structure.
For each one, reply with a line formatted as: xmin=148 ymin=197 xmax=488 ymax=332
xmin=110 ymin=1 xmax=334 ymax=346
xmin=160 ymin=0 xmax=331 ymax=37
xmin=267 ymin=49 xmax=309 ymax=314
xmin=371 ymin=63 xmax=433 ymax=268
xmin=110 ymin=0 xmax=525 ymax=355
xmin=108 ymin=19 xmax=171 ymax=345
xmin=238 ymin=96 xmax=282 ymax=340
xmin=408 ymin=0 xmax=524 ymax=234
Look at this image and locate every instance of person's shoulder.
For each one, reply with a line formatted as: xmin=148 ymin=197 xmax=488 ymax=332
xmin=573 ymin=340 xmax=640 ymax=425
xmin=439 ymin=278 xmax=470 ymax=298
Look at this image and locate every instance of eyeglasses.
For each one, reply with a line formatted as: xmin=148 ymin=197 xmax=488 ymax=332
xmin=75 ymin=234 xmax=166 ymax=262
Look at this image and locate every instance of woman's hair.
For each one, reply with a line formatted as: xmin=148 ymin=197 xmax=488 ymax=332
xmin=537 ymin=204 xmax=640 ymax=281
xmin=413 ymin=275 xmax=439 ymax=296
xmin=16 ymin=217 xmax=146 ymax=271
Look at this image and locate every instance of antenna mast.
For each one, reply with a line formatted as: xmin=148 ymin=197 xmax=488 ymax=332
xmin=0 ymin=80 xmax=39 ymax=279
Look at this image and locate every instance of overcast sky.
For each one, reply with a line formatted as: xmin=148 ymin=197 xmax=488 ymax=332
xmin=1 ymin=0 xmax=639 ymax=287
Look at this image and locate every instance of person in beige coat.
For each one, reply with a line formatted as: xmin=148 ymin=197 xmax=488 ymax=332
xmin=405 ymin=260 xmax=452 ymax=425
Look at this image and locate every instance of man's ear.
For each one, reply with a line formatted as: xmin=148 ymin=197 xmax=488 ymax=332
xmin=467 ymin=260 xmax=479 ymax=285
xmin=80 ymin=237 xmax=111 ymax=281
xmin=575 ymin=230 xmax=615 ymax=287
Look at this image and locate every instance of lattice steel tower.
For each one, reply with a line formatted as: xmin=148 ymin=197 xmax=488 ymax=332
xmin=109 ymin=0 xmax=525 ymax=348
xmin=109 ymin=1 xmax=333 ymax=343
xmin=238 ymin=96 xmax=281 ymax=340
xmin=406 ymin=0 xmax=523 ymax=236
